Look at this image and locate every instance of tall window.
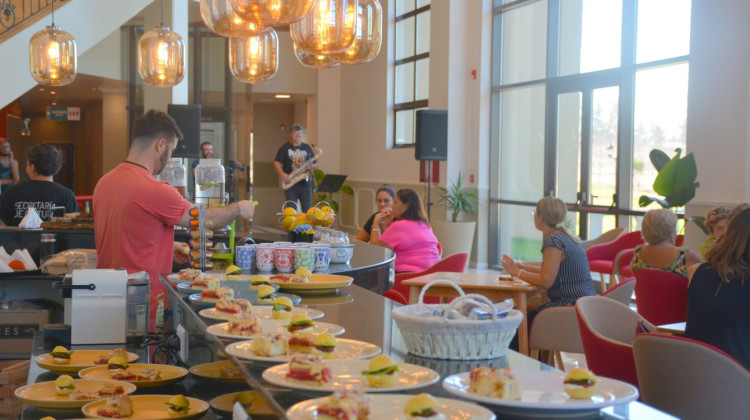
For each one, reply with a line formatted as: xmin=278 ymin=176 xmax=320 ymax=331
xmin=489 ymin=0 xmax=692 ymax=264
xmin=393 ymin=0 xmax=430 ymax=146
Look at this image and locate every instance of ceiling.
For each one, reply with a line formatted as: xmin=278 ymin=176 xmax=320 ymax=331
xmin=19 ymin=73 xmax=128 ymax=114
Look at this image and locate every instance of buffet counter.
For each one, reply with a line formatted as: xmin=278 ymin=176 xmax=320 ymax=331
xmin=18 ymin=276 xmax=676 ymax=420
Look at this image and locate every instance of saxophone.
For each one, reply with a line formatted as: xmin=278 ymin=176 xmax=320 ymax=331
xmin=281 ymin=147 xmax=323 ymax=191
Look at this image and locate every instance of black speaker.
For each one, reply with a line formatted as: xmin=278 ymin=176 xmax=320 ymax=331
xmin=168 ymin=104 xmax=201 ymax=158
xmin=415 ymin=109 xmax=448 ymax=161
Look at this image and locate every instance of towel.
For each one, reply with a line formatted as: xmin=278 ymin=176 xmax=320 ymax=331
xmin=18 ymin=207 xmax=43 ymax=229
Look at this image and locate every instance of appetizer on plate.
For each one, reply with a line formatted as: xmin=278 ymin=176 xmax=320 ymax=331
xmin=317 ymin=387 xmax=370 ymax=420
xmin=201 ymin=286 xmax=234 ymax=302
xmin=251 ymin=275 xmax=274 ymax=289
xmin=361 ymin=354 xmax=398 ymax=387
xmin=96 ymin=395 xmax=134 ymax=418
xmin=228 ymin=313 xmax=262 ymax=337
xmin=55 ymin=375 xmax=75 ymax=396
xmin=288 ymin=334 xmax=315 ymax=354
xmin=94 ymin=348 xmax=128 ymax=365
xmin=179 ymin=268 xmax=204 ymax=281
xmin=50 ymin=346 xmax=73 ymax=365
xmin=110 ymin=369 xmax=137 ymax=381
xmin=137 ymin=368 xmax=162 ymax=381
xmin=286 ymin=314 xmax=315 ymax=334
xmin=286 ymin=354 xmax=331 ymax=385
xmin=272 ymin=296 xmax=294 ymax=319
xmin=251 ymin=334 xmax=288 ymax=357
xmin=107 ymin=356 xmax=129 ymax=371
xmin=190 ymin=277 xmax=220 ymax=291
xmin=257 ymin=285 xmax=277 ymax=303
xmin=404 ymin=393 xmax=445 ymax=420
xmin=166 ymin=394 xmax=190 ymax=417
xmin=96 ymin=383 xmax=126 ymax=396
xmin=290 ymin=267 xmax=311 ymax=283
xmin=226 ymin=265 xmax=242 ymax=281
xmin=469 ymin=366 xmax=521 ymax=400
xmin=563 ymin=368 xmax=598 ymax=399
xmin=312 ymin=333 xmax=338 ymax=359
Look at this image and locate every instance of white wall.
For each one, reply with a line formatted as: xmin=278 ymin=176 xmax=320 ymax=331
xmin=79 ymin=29 xmax=122 ymax=81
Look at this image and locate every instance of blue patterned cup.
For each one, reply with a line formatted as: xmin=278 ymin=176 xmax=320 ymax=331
xmin=313 ymin=244 xmax=331 ymax=272
xmin=294 ymin=248 xmax=316 ymax=272
xmin=235 ymin=245 xmax=255 ymax=270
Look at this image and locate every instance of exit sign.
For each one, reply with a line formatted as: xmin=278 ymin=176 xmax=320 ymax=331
xmin=48 ymin=106 xmax=81 ymax=121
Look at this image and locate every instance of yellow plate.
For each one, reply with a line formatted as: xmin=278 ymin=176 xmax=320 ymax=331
xmin=82 ymin=395 xmax=209 ymax=420
xmin=78 ymin=364 xmax=188 ymax=388
xmin=209 ymin=391 xmax=280 ymax=417
xmin=189 ymin=360 xmax=246 ymax=384
xmin=270 ymin=274 xmax=353 ymax=291
xmin=14 ymin=379 xmax=136 ymax=409
xmin=35 ymin=350 xmax=139 ymax=374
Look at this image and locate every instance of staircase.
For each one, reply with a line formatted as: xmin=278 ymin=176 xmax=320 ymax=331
xmin=0 ymin=0 xmax=153 ymax=109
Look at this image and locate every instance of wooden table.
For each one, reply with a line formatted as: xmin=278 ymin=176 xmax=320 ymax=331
xmin=401 ymin=272 xmax=540 ymax=355
xmin=656 ymin=322 xmax=686 ymax=336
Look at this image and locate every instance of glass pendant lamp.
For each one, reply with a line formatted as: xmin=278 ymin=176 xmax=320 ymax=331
xmin=329 ymin=0 xmax=382 ymax=64
xmin=293 ymin=44 xmax=340 ymax=69
xmin=29 ymin=1 xmax=77 ymax=86
xmin=290 ymin=0 xmax=357 ymax=54
xmin=138 ymin=0 xmax=185 ymax=87
xmin=229 ymin=29 xmax=279 ymax=83
xmin=230 ymin=0 xmax=313 ymax=26
xmin=201 ymin=0 xmax=269 ymax=37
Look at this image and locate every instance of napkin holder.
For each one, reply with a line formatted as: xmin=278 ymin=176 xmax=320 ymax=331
xmin=68 ymin=269 xmax=128 ymax=344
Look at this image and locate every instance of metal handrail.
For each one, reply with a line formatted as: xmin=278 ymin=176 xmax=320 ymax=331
xmin=0 ymin=0 xmax=59 ymax=35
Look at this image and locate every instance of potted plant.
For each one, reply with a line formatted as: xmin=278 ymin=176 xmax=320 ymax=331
xmin=432 ymin=172 xmax=479 ymax=260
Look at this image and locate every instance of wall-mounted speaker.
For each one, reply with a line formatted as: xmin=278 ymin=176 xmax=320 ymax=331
xmin=415 ymin=109 xmax=447 ymax=161
xmin=167 ymin=104 xmax=201 ymax=158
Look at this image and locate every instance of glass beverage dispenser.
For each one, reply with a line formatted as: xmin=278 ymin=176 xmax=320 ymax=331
xmin=194 ymin=159 xmax=225 ymax=207
xmin=162 ymin=158 xmax=188 ymax=199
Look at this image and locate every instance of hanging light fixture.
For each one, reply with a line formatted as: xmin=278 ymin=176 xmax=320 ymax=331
xmin=329 ymin=0 xmax=381 ymax=64
xmin=293 ymin=44 xmax=340 ymax=69
xmin=29 ymin=1 xmax=77 ymax=86
xmin=138 ymin=0 xmax=185 ymax=87
xmin=230 ymin=0 xmax=313 ymax=26
xmin=290 ymin=0 xmax=358 ymax=55
xmin=229 ymin=29 xmax=279 ymax=83
xmin=200 ymin=0 xmax=269 ymax=37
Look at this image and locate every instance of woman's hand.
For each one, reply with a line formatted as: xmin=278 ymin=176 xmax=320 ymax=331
xmin=501 ymin=254 xmax=521 ymax=276
xmin=374 ymin=207 xmax=393 ymax=229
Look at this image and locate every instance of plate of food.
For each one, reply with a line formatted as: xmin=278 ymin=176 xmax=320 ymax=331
xmin=441 ymin=368 xmax=639 ymax=417
xmin=198 ymin=305 xmax=324 ymax=321
xmin=287 ymin=392 xmax=496 ymax=420
xmin=167 ymin=269 xmax=207 ymax=284
xmin=176 ymin=280 xmax=280 ymax=295
xmin=209 ymin=391 xmax=281 ymax=417
xmin=269 ymin=273 xmax=354 ymax=292
xmin=225 ymin=337 xmax=381 ymax=365
xmin=35 ymin=347 xmax=139 ymax=374
xmin=82 ymin=394 xmax=208 ymax=420
xmin=188 ymin=360 xmax=246 ymax=384
xmin=78 ymin=363 xmax=189 ymax=388
xmin=14 ymin=377 xmax=136 ymax=410
xmin=263 ymin=354 xmax=440 ymax=393
xmin=188 ymin=291 xmax=301 ymax=308
xmin=206 ymin=317 xmax=345 ymax=340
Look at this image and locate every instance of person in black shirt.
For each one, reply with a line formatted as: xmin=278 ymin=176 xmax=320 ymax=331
xmin=0 ymin=143 xmax=77 ymax=226
xmin=274 ymin=124 xmax=316 ymax=212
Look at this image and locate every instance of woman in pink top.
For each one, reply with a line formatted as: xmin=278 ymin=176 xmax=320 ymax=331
xmin=369 ymin=189 xmax=440 ymax=272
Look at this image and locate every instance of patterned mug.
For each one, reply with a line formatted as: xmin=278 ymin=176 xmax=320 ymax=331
xmin=275 ymin=247 xmax=295 ymax=273
xmin=235 ymin=245 xmax=255 ymax=270
xmin=313 ymin=245 xmax=331 ymax=272
xmin=256 ymin=246 xmax=275 ymax=271
xmin=294 ymin=248 xmax=316 ymax=272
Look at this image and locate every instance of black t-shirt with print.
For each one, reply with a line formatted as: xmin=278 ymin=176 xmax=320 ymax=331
xmin=274 ymin=142 xmax=315 ymax=181
xmin=0 ymin=180 xmax=78 ymax=226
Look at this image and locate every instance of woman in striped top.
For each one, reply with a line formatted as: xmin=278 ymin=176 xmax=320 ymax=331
xmin=502 ymin=197 xmax=595 ymax=321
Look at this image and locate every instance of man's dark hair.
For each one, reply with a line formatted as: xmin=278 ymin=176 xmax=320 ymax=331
xmin=200 ymin=141 xmax=212 ymax=149
xmin=27 ymin=143 xmax=62 ymax=176
xmin=131 ymin=109 xmax=183 ymax=148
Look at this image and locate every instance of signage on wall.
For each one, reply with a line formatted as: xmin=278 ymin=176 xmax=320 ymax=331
xmin=47 ymin=106 xmax=81 ymax=121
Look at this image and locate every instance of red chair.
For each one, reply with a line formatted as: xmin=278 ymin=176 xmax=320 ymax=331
xmin=382 ymin=289 xmax=408 ymax=305
xmin=575 ymin=295 xmax=655 ymax=387
xmin=613 ymin=248 xmax=635 ymax=282
xmin=601 ymin=276 xmax=635 ymax=307
xmin=393 ymin=253 xmax=469 ymax=303
xmin=633 ymin=268 xmax=688 ymax=325
xmin=586 ymin=231 xmax=644 ymax=292
xmin=675 ymin=234 xmax=684 ymax=247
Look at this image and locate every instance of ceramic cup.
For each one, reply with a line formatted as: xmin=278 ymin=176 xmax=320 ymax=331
xmin=235 ymin=245 xmax=255 ymax=270
xmin=313 ymin=244 xmax=331 ymax=272
xmin=275 ymin=247 xmax=295 ymax=273
xmin=256 ymin=246 xmax=275 ymax=271
xmin=294 ymin=247 xmax=316 ymax=272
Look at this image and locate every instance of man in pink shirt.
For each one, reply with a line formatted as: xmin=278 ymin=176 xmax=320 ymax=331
xmin=94 ymin=110 xmax=255 ymax=330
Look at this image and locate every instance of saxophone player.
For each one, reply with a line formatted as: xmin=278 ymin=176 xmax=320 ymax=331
xmin=274 ymin=124 xmax=317 ymax=212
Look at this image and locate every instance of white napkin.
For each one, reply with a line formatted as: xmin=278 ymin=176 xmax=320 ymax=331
xmin=0 ymin=259 xmax=11 ymax=273
xmin=0 ymin=246 xmax=10 ymax=262
xmin=10 ymin=249 xmax=38 ymax=270
xmin=18 ymin=207 xmax=43 ymax=229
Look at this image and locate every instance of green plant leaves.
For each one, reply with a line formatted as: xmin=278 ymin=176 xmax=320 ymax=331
xmin=652 ymin=149 xmax=698 ymax=202
xmin=438 ymin=172 xmax=478 ymax=222
xmin=649 ymin=149 xmax=671 ymax=172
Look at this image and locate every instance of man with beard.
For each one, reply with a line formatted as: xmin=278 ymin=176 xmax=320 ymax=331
xmin=94 ymin=110 xmax=255 ymax=330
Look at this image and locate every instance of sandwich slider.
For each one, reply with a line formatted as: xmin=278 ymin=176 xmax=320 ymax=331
xmin=286 ymin=313 xmax=315 ymax=334
xmin=165 ymin=394 xmax=190 ymax=417
xmin=313 ymin=332 xmax=338 ymax=359
xmin=272 ymin=296 xmax=294 ymax=319
xmin=50 ymin=346 xmax=73 ymax=364
xmin=256 ymin=285 xmax=276 ymax=303
xmin=251 ymin=275 xmax=273 ymax=289
xmin=225 ymin=265 xmax=242 ymax=281
xmin=361 ymin=354 xmax=399 ymax=387
xmin=563 ymin=368 xmax=598 ymax=399
xmin=55 ymin=375 xmax=75 ymax=396
xmin=107 ymin=356 xmax=129 ymax=371
xmin=404 ymin=393 xmax=445 ymax=420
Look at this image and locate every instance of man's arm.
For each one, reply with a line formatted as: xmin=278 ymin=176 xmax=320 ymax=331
xmin=10 ymin=155 xmax=20 ymax=183
xmin=176 ymin=200 xmax=255 ymax=229
xmin=273 ymin=161 xmax=288 ymax=183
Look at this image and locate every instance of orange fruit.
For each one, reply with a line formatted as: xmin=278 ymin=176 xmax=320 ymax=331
xmin=282 ymin=207 xmax=297 ymax=216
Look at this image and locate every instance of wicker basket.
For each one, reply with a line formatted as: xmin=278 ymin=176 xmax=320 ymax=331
xmin=392 ymin=280 xmax=523 ymax=360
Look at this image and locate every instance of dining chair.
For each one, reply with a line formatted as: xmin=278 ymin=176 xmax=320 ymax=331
xmin=586 ymin=231 xmax=644 ymax=292
xmin=393 ymin=253 xmax=469 ymax=303
xmin=575 ymin=295 xmax=655 ymax=387
xmin=528 ymin=306 xmax=582 ymax=371
xmin=382 ymin=288 xmax=408 ymax=305
xmin=633 ymin=333 xmax=750 ymax=420
xmin=633 ymin=268 xmax=688 ymax=325
xmin=612 ymin=248 xmax=635 ymax=283
xmin=581 ymin=227 xmax=625 ymax=250
xmin=600 ymin=277 xmax=635 ymax=307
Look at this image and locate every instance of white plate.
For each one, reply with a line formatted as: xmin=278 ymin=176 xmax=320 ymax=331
xmin=206 ymin=320 xmax=345 ymax=340
xmin=225 ymin=339 xmax=381 ymax=365
xmin=271 ymin=274 xmax=353 ymax=291
xmin=442 ymin=370 xmax=639 ymax=417
xmin=189 ymin=292 xmax=301 ymax=308
xmin=199 ymin=306 xmax=324 ymax=321
xmin=263 ymin=359 xmax=440 ymax=393
xmin=287 ymin=393 xmax=496 ymax=420
xmin=177 ymin=281 xmax=279 ymax=295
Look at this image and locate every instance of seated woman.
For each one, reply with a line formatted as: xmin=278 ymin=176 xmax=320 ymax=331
xmin=686 ymin=204 xmax=750 ymax=370
xmin=501 ymin=197 xmax=596 ymax=320
xmin=369 ymin=188 xmax=440 ymax=272
xmin=701 ymin=206 xmax=731 ymax=258
xmin=354 ymin=184 xmax=395 ymax=242
xmin=630 ymin=209 xmax=702 ymax=278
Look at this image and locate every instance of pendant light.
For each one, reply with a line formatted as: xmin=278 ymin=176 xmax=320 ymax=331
xmin=293 ymin=44 xmax=340 ymax=69
xmin=329 ymin=0 xmax=381 ymax=64
xmin=290 ymin=0 xmax=358 ymax=55
xmin=138 ymin=0 xmax=185 ymax=87
xmin=230 ymin=0 xmax=313 ymax=26
xmin=229 ymin=29 xmax=279 ymax=83
xmin=201 ymin=0 xmax=269 ymax=37
xmin=29 ymin=1 xmax=77 ymax=86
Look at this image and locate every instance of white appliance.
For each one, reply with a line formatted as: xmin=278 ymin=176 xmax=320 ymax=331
xmin=69 ymin=269 xmax=128 ymax=344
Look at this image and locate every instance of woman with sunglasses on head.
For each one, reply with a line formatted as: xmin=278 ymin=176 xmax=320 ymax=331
xmin=354 ymin=185 xmax=396 ymax=243
xmin=0 ymin=139 xmax=20 ymax=198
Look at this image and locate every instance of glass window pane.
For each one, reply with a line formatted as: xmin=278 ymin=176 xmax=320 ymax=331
xmin=415 ymin=58 xmax=429 ymax=101
xmin=556 ymin=92 xmax=582 ymax=204
xmin=632 ymin=63 xmax=689 ymax=209
xmin=499 ymin=203 xmax=543 ymax=262
xmin=416 ymin=10 xmax=430 ymax=55
xmin=587 ymin=213 xmax=617 ymax=241
xmin=636 ymin=0 xmax=691 ymax=63
xmin=395 ymin=110 xmax=415 ymax=145
xmin=395 ymin=17 xmax=415 ymax=60
xmin=417 ymin=0 xmax=431 ymax=7
xmin=501 ymin=1 xmax=548 ymax=84
xmin=590 ymin=86 xmax=619 ymax=206
xmin=395 ymin=62 xmax=415 ymax=104
xmin=396 ymin=0 xmax=415 ymax=16
xmin=498 ymin=85 xmax=546 ymax=201
xmin=559 ymin=0 xmax=622 ymax=76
